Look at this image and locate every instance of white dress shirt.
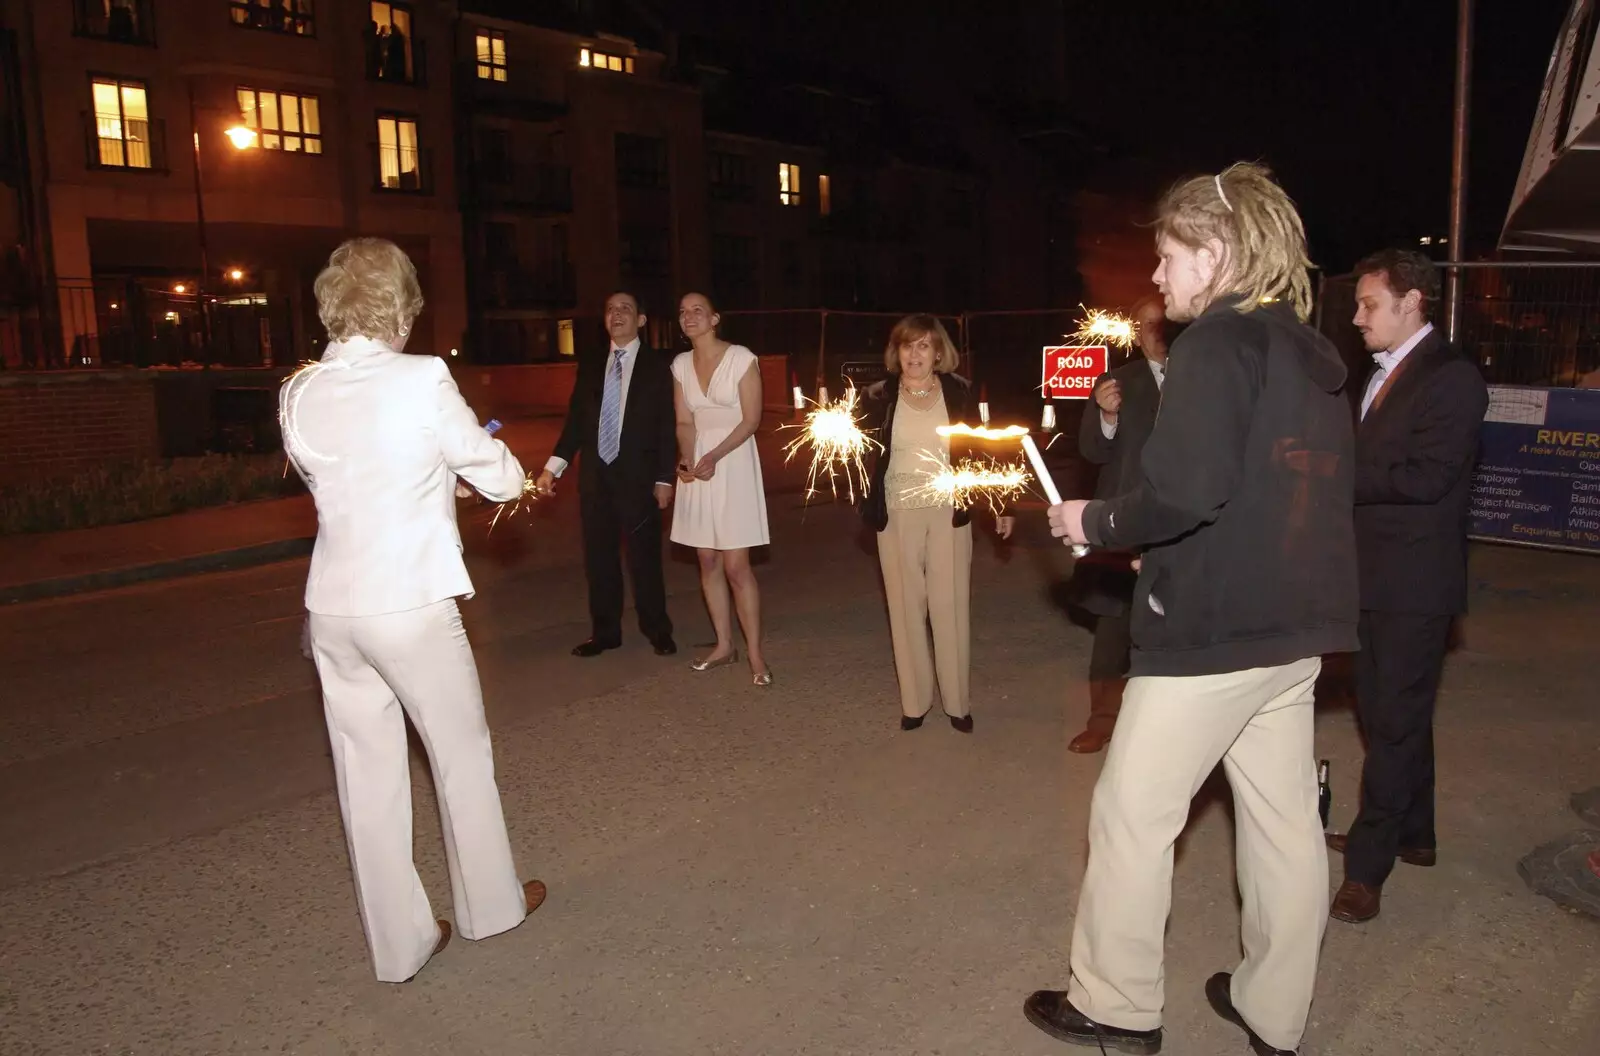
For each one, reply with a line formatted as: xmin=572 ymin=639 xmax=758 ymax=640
xmin=1360 ymin=322 xmax=1433 ymax=420
xmin=545 ymin=336 xmax=642 ymax=477
xmin=1100 ymin=357 xmax=1166 ymax=439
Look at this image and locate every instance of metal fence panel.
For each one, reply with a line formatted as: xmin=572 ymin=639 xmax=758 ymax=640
xmin=1317 ymin=263 xmax=1600 ymax=389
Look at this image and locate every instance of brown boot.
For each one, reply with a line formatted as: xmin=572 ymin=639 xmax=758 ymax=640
xmin=1071 ymin=679 xmax=1124 ymax=753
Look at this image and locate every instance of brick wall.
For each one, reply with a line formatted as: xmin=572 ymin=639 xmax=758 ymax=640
xmin=0 ymin=372 xmax=161 ymax=485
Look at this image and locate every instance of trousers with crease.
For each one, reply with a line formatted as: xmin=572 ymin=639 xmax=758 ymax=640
xmin=309 ymin=598 xmax=527 ymax=982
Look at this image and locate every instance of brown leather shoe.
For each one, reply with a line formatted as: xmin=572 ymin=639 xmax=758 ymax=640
xmin=523 ymin=879 xmax=547 ymax=917
xmin=401 ymin=920 xmax=451 ymax=983
xmin=1069 ymin=728 xmax=1111 ymax=754
xmin=1330 ymin=880 xmax=1381 ymax=923
xmin=1325 ymin=832 xmax=1437 ymax=867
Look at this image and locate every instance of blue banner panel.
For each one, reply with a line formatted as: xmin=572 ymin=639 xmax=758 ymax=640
xmin=1470 ymin=387 xmax=1600 ymax=553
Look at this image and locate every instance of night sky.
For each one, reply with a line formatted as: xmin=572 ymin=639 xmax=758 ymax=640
xmin=662 ymin=0 xmax=1572 ymax=273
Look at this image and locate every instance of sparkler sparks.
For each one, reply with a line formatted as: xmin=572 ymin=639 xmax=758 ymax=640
xmin=781 ymin=384 xmax=880 ymax=502
xmin=936 ymin=423 xmax=1030 ymax=441
xmin=488 ymin=475 xmax=543 ymax=532
xmin=1069 ymin=306 xmax=1139 ymax=350
xmin=914 ymin=456 xmax=1030 ymax=514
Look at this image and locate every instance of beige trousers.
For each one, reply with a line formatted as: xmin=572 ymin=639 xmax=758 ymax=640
xmin=877 ymin=506 xmax=972 ymax=718
xmin=1067 ymin=657 xmax=1328 ymax=1052
xmin=309 ymin=599 xmax=528 ymax=982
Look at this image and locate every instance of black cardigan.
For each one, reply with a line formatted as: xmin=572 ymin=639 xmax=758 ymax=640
xmin=858 ymin=371 xmax=989 ymax=532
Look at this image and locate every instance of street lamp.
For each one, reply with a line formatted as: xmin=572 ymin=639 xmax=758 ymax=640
xmin=188 ymin=80 xmax=256 ymax=356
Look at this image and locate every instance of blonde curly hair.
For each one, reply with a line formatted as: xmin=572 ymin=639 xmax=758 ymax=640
xmin=1156 ymin=162 xmax=1314 ymax=322
xmin=314 ymin=237 xmax=425 ymax=344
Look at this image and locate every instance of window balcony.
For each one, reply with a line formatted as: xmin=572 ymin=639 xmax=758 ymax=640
xmin=366 ymin=34 xmax=427 ymax=87
xmin=73 ymin=0 xmax=157 ymax=46
xmin=82 ymin=112 xmax=168 ymax=173
xmin=371 ymin=143 xmax=434 ymax=194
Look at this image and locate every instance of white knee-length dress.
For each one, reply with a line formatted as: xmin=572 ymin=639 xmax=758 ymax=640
xmin=670 ymin=344 xmax=770 ymax=550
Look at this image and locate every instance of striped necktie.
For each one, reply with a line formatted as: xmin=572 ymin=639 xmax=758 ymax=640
xmin=598 ymin=349 xmax=624 ymax=464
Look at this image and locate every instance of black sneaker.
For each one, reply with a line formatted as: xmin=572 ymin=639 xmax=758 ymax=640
xmin=1023 ymin=990 xmax=1162 ymax=1053
xmin=1204 ymin=973 xmax=1296 ymax=1055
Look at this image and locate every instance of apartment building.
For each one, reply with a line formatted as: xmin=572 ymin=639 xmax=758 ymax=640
xmin=0 ymin=0 xmax=464 ymax=367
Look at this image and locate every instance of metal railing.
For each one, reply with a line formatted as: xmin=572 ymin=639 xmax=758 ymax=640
xmin=1316 ymin=262 xmax=1600 ymax=388
xmin=228 ymin=0 xmax=314 ymax=37
xmin=82 ymin=112 xmax=168 ymax=173
xmin=73 ymin=0 xmax=157 ymax=46
xmin=366 ymin=34 xmax=427 ymax=87
xmin=371 ymin=144 xmax=433 ymax=194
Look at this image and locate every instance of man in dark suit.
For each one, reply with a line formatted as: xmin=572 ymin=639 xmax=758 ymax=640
xmin=1068 ymin=296 xmax=1168 ymax=753
xmin=1328 ymin=249 xmax=1487 ymax=923
xmin=534 ymin=291 xmax=678 ymax=657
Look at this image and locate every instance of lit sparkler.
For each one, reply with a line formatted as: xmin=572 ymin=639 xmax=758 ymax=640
xmin=488 ymin=475 xmax=542 ymax=532
xmin=936 ymin=423 xmax=1030 ymax=441
xmin=781 ymin=384 xmax=880 ymax=502
xmin=1069 ymin=306 xmax=1139 ymax=350
xmin=914 ymin=455 xmax=1030 ymax=514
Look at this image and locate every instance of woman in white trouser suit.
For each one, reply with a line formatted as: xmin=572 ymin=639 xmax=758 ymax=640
xmin=281 ymin=238 xmax=544 ymax=982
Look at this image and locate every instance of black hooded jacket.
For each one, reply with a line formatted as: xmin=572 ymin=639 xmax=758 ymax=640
xmin=1082 ymin=297 xmax=1359 ymax=677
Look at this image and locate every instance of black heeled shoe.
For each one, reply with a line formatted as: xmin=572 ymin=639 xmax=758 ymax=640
xmin=900 ymin=714 xmax=924 ymax=731
xmin=950 ymin=714 xmax=974 ymax=733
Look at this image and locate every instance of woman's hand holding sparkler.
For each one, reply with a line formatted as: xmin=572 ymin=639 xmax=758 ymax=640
xmin=1047 ymin=500 xmax=1093 ymax=546
xmin=995 ymin=515 xmax=1015 ymax=540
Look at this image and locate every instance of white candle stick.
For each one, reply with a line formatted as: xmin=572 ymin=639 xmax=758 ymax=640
xmin=818 ymin=385 xmax=830 ymax=406
xmin=793 ymin=385 xmax=805 ymax=410
xmin=1041 ymin=403 xmax=1056 ymax=431
xmin=1021 ymin=432 xmax=1088 ymax=557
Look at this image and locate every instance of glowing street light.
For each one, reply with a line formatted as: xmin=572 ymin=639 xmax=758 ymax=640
xmin=224 ymin=125 xmax=258 ymax=150
xmin=173 ymin=283 xmax=188 ymax=294
xmin=228 ymin=268 xmax=244 ymax=281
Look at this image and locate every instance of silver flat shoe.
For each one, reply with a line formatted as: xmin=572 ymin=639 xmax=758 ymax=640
xmin=752 ymin=668 xmax=773 ymax=687
xmin=690 ymin=649 xmax=739 ymax=672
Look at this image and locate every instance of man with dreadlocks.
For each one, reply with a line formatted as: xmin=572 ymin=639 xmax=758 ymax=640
xmin=1024 ymin=163 xmax=1357 ymax=1055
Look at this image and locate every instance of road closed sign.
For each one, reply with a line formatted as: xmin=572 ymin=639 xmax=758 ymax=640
xmin=1042 ymin=345 xmax=1109 ymax=399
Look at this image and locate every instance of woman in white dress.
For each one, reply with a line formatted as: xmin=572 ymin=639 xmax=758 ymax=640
xmin=669 ymin=292 xmax=772 ymax=685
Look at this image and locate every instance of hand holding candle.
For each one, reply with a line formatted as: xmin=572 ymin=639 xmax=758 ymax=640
xmin=1021 ymin=433 xmax=1089 ymax=557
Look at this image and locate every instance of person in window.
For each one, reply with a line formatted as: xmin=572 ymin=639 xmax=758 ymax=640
xmin=859 ymin=315 xmax=1014 ymax=733
xmin=384 ymin=22 xmax=411 ymax=82
xmin=669 ymin=292 xmax=772 ymax=685
xmin=280 ymin=238 xmax=545 ymax=983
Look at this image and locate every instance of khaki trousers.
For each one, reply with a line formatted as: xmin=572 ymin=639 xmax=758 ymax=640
xmin=1067 ymin=657 xmax=1328 ymax=1052
xmin=309 ymin=599 xmax=528 ymax=982
xmin=877 ymin=506 xmax=972 ymax=718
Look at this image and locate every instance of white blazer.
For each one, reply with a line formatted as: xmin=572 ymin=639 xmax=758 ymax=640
xmin=280 ymin=337 xmax=526 ymax=617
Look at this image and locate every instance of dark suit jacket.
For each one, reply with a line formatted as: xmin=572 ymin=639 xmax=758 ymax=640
xmin=1078 ymin=355 xmax=1163 ymax=500
xmin=1354 ymin=330 xmax=1488 ymax=615
xmin=1070 ymin=355 xmax=1162 ymax=616
xmin=552 ymin=342 xmax=678 ymax=519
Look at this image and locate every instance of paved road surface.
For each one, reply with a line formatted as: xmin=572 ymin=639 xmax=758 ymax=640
xmin=2 ymin=487 xmax=1597 ymax=1054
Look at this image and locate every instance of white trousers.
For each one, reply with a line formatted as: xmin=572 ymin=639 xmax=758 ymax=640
xmin=309 ymin=599 xmax=527 ymax=982
xmin=1067 ymin=657 xmax=1328 ymax=1052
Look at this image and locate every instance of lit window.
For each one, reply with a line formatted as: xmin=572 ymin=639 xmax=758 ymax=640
xmin=237 ymin=88 xmax=322 ymax=153
xmin=377 ymin=116 xmax=421 ymax=190
xmin=369 ymin=2 xmax=415 ymax=83
xmin=557 ymin=319 xmax=575 ymax=357
xmin=579 ymin=46 xmax=633 ymax=74
xmin=230 ymin=0 xmax=314 ymax=36
xmin=779 ymin=162 xmax=801 ymax=207
xmin=818 ymin=173 xmax=831 ymax=216
xmin=91 ymin=78 xmax=151 ymax=169
xmin=475 ymin=29 xmax=507 ymax=81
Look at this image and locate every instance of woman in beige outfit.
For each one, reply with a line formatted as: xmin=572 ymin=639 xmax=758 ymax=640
xmin=859 ymin=315 xmax=1013 ymax=732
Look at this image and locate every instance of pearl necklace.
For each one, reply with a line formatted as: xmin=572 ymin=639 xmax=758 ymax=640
xmin=901 ymin=381 xmax=936 ymax=399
